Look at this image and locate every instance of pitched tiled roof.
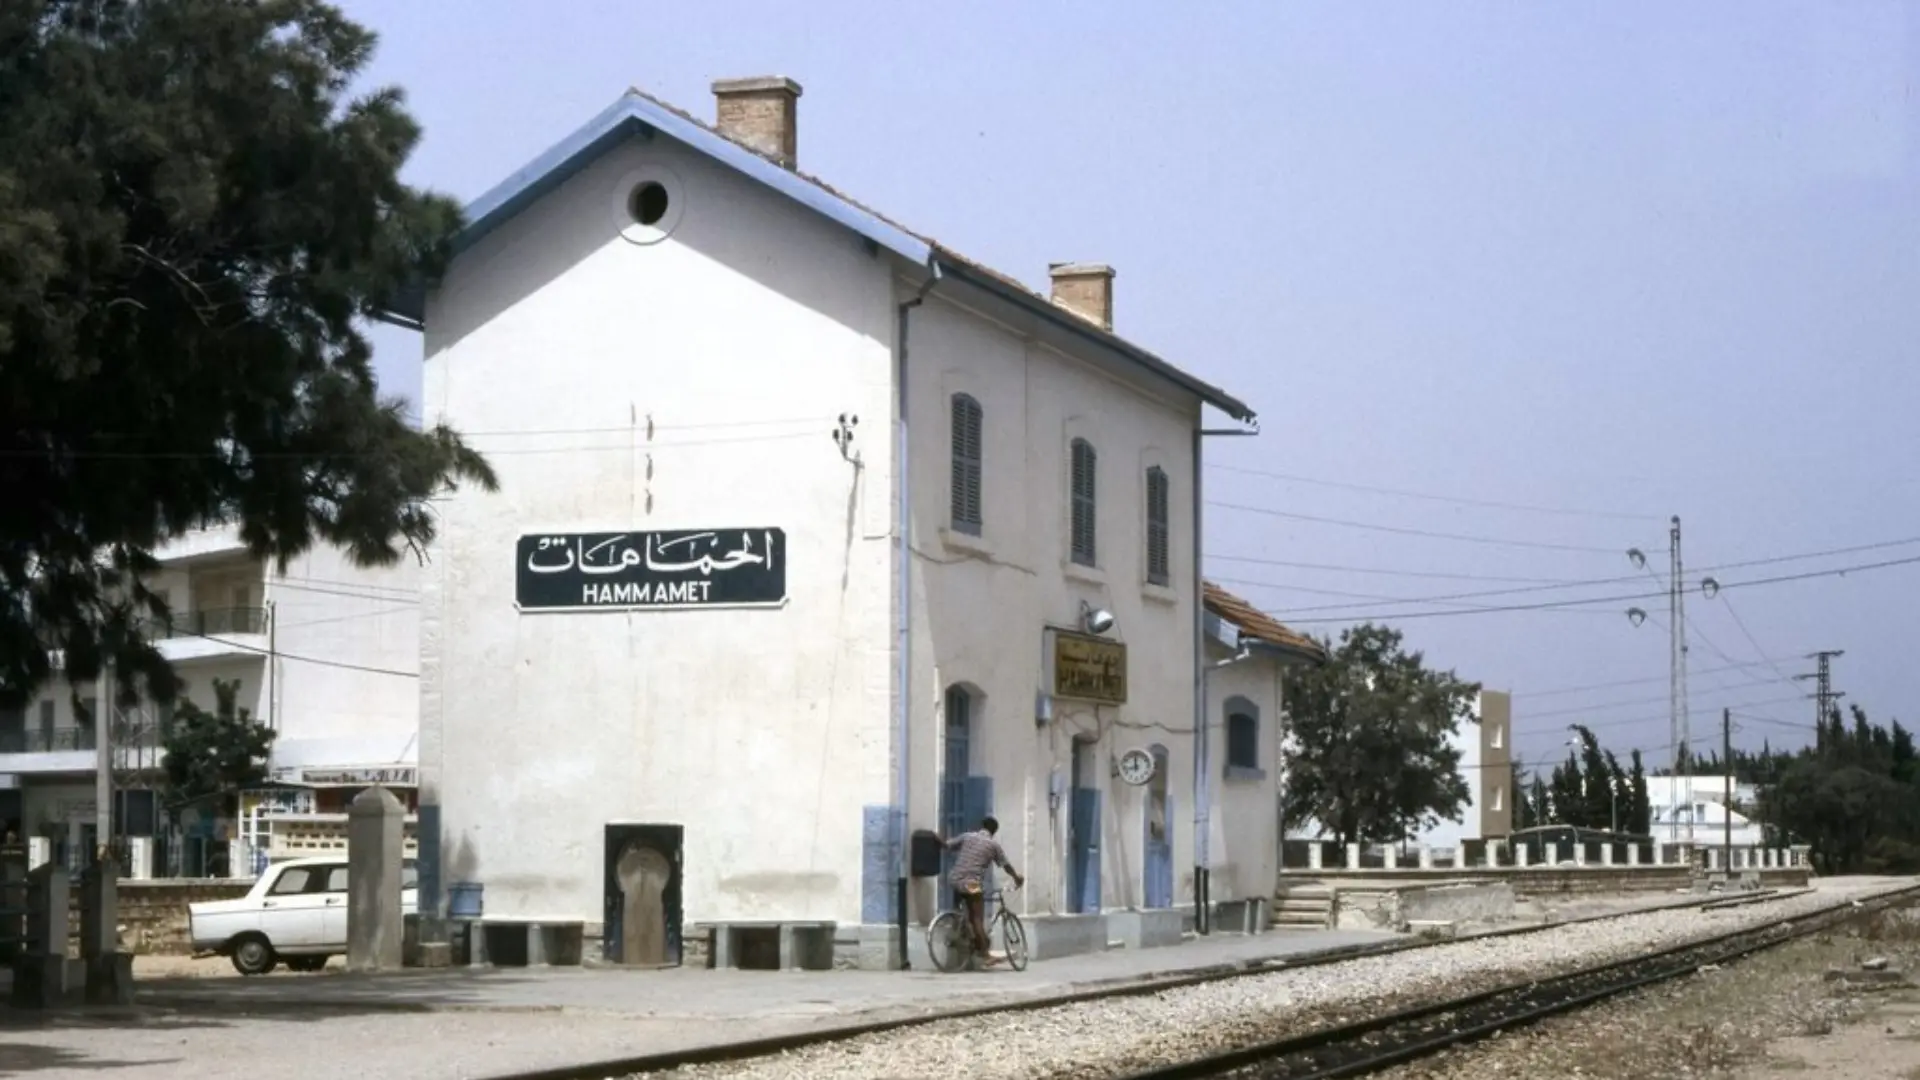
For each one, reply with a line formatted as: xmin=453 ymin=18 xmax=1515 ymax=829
xmin=381 ymin=86 xmax=1253 ymax=423
xmin=1204 ymin=581 xmax=1326 ymax=664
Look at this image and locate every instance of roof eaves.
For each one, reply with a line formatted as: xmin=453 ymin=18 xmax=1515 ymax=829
xmin=377 ymin=90 xmax=1254 ymax=425
xmin=931 ymin=253 xmax=1256 ymax=423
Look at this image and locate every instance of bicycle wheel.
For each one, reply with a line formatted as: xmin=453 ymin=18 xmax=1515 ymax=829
xmin=926 ymin=911 xmax=971 ymax=973
xmin=998 ymin=911 xmax=1029 ymax=971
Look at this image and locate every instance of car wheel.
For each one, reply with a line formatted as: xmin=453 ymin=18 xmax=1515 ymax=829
xmin=285 ymin=956 xmax=327 ymax=973
xmin=230 ymin=935 xmax=278 ymax=976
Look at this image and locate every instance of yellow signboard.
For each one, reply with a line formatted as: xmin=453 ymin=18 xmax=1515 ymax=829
xmin=1052 ymin=631 xmax=1128 ymax=705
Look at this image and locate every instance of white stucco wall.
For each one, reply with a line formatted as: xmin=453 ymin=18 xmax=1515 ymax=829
xmin=419 ymin=135 xmax=899 ymax=925
xmin=263 ymin=544 xmax=420 ymax=768
xmin=901 ymin=285 xmax=1212 ymax=923
xmin=1202 ymin=641 xmax=1290 ymax=904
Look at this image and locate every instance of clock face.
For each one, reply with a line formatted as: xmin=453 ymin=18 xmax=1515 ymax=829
xmin=1118 ymin=749 xmax=1156 ymax=786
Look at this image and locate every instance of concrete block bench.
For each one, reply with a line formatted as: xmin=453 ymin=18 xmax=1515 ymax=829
xmin=693 ymin=920 xmax=836 ymax=971
xmin=462 ymin=916 xmax=586 ymax=968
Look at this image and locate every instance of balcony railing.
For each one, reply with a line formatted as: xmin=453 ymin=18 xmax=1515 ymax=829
xmin=0 ymin=727 xmax=98 ymax=753
xmin=143 ymin=605 xmax=267 ymax=640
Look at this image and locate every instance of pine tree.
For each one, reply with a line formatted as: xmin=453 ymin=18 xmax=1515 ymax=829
xmin=0 ymin=0 xmax=497 ymax=710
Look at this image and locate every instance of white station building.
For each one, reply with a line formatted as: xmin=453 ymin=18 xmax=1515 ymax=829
xmin=382 ymin=75 xmax=1324 ymax=968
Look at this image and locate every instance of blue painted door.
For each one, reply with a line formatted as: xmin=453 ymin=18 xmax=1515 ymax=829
xmin=1144 ymin=795 xmax=1174 ymax=908
xmin=1067 ymin=736 xmax=1101 ymax=913
xmin=1143 ymin=744 xmax=1173 ymax=908
xmin=1069 ymin=788 xmax=1102 ymax=913
xmin=939 ymin=688 xmax=973 ymax=911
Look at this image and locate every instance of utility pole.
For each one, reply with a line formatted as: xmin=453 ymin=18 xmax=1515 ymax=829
xmin=1722 ymin=707 xmax=1732 ymax=872
xmin=1795 ymin=650 xmax=1845 ymax=741
xmin=1665 ymin=516 xmax=1691 ymax=842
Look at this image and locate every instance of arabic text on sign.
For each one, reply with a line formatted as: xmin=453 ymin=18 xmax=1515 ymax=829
xmin=1053 ymin=633 xmax=1128 ymax=705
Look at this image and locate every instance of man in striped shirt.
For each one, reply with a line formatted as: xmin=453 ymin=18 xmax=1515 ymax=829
xmin=944 ymin=816 xmax=1023 ymax=964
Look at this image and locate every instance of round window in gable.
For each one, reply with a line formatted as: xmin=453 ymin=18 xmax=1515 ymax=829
xmin=614 ymin=164 xmax=685 ymax=246
xmin=629 ymin=182 xmax=669 ymax=227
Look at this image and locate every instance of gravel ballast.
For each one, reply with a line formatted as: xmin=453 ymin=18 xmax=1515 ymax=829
xmin=642 ymin=882 xmax=1915 ymax=1080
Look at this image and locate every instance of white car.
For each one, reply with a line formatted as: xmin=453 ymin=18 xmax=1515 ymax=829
xmin=188 ymin=855 xmax=419 ymax=975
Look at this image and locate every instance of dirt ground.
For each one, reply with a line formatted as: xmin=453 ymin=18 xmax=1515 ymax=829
xmin=1377 ymin=904 xmax=1920 ymax=1080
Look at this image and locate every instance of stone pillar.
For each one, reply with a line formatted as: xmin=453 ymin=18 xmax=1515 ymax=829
xmin=348 ymin=786 xmax=406 ymax=972
xmin=1345 ymin=843 xmax=1361 ymax=870
xmin=1307 ymin=843 xmax=1323 ymax=871
xmin=80 ymin=857 xmax=133 ymax=1004
xmin=11 ymin=864 xmax=72 ymax=1008
xmin=1418 ymin=846 xmax=1434 ymax=870
xmin=1652 ymin=840 xmax=1665 ymax=865
xmin=1626 ymin=843 xmax=1640 ymax=867
xmin=1573 ymin=842 xmax=1587 ymax=867
xmin=1384 ymin=846 xmax=1399 ymax=870
xmin=1600 ymin=843 xmax=1614 ymax=866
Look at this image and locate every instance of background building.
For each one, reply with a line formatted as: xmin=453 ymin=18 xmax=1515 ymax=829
xmin=0 ymin=521 xmax=420 ymax=875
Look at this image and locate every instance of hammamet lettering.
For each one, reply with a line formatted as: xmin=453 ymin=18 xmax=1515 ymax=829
xmin=582 ymin=579 xmax=714 ymax=605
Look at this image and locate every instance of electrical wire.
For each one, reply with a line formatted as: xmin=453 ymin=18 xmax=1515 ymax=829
xmin=1206 ymin=500 xmax=1628 ymax=554
xmin=1206 ymin=462 xmax=1665 ymax=522
xmin=1277 ymin=552 xmax=1920 ymax=624
xmin=1204 ymin=552 xmax=1574 ymax=585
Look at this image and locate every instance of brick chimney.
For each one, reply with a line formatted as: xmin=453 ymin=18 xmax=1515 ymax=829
xmin=712 ymin=76 xmax=803 ymax=168
xmin=1048 ymin=263 xmax=1115 ymax=330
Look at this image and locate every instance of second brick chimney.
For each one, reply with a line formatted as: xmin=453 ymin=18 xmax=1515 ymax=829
xmin=712 ymin=76 xmax=803 ymax=168
xmin=1048 ymin=263 xmax=1116 ymax=330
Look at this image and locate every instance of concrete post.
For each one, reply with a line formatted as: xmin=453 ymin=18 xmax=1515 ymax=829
xmin=11 ymin=864 xmax=72 ymax=1007
xmin=1573 ymin=842 xmax=1587 ymax=867
xmin=347 ymin=786 xmax=406 ymax=972
xmin=1418 ymin=846 xmax=1434 ymax=870
xmin=1384 ymin=846 xmax=1399 ymax=870
xmin=1307 ymin=843 xmax=1323 ymax=871
xmin=79 ymin=856 xmax=133 ymax=1004
xmin=1652 ymin=840 xmax=1665 ymax=865
xmin=1345 ymin=843 xmax=1360 ymax=870
xmin=1600 ymin=843 xmax=1613 ymax=866
xmin=1515 ymin=844 xmax=1529 ymax=868
xmin=1626 ymin=843 xmax=1640 ymax=867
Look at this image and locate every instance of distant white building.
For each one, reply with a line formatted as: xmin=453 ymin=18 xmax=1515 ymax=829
xmin=0 ymin=520 xmax=420 ymax=875
xmin=1645 ymin=775 xmax=1764 ymax=847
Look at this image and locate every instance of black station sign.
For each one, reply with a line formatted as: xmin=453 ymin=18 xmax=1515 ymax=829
xmin=516 ymin=529 xmax=788 ymax=611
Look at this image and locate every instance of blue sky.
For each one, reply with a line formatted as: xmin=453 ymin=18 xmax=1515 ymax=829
xmin=339 ymin=0 xmax=1920 ymax=776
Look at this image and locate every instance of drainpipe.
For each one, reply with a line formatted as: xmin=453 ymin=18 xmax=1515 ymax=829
xmin=1194 ymin=420 xmax=1256 ymax=935
xmin=1191 ymin=427 xmax=1209 ymax=934
xmin=894 ymin=259 xmax=943 ymax=969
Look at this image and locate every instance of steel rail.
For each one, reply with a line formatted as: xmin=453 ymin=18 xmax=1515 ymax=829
xmin=1108 ymin=883 xmax=1920 ymax=1080
xmin=493 ymin=886 xmax=1821 ymax=1080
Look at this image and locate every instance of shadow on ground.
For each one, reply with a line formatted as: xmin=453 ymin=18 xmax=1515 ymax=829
xmin=0 ymin=1041 xmax=177 ymax=1074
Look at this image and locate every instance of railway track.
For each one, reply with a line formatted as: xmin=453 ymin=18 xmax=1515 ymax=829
xmin=1109 ymin=883 xmax=1920 ymax=1080
xmin=500 ymin=886 xmax=1836 ymax=1080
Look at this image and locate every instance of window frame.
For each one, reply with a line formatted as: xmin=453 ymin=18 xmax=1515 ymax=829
xmin=950 ymin=393 xmax=984 ymax=536
xmin=1223 ymin=695 xmax=1265 ymax=779
xmin=1069 ymin=438 xmax=1098 ymax=566
xmin=1145 ymin=465 xmax=1171 ymax=586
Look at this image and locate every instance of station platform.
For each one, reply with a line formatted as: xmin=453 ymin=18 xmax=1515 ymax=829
xmin=0 ymin=925 xmax=1398 ymax=1080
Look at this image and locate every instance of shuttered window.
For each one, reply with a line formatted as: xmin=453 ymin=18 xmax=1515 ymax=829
xmin=950 ymin=394 xmax=983 ymax=535
xmin=1070 ymin=438 xmax=1097 ymax=566
xmin=1145 ymin=466 xmax=1170 ymax=585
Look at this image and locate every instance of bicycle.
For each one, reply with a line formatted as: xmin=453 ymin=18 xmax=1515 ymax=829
xmin=927 ymin=883 xmax=1029 ymax=972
